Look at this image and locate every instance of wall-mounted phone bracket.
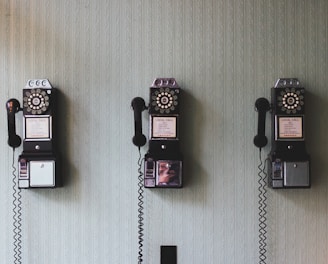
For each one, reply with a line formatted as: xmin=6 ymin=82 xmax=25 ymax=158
xmin=132 ymin=78 xmax=183 ymax=188
xmin=254 ymin=78 xmax=310 ymax=188
xmin=6 ymin=79 xmax=60 ymax=188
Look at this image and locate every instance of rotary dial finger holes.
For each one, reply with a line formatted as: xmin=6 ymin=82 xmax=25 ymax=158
xmin=277 ymin=88 xmax=304 ymax=114
xmin=152 ymin=88 xmax=178 ymax=113
xmin=23 ymin=89 xmax=50 ymax=114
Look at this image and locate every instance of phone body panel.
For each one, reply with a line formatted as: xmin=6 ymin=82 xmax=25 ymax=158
xmin=6 ymin=79 xmax=61 ymax=189
xmin=132 ymin=78 xmax=183 ymax=188
xmin=145 ymin=78 xmax=183 ymax=188
xmin=268 ymin=78 xmax=310 ymax=188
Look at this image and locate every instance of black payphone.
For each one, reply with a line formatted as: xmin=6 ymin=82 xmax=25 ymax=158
xmin=6 ymin=79 xmax=60 ymax=188
xmin=132 ymin=78 xmax=183 ymax=188
xmin=254 ymin=78 xmax=310 ymax=188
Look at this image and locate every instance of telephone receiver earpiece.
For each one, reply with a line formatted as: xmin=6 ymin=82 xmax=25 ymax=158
xmin=6 ymin=98 xmax=22 ymax=148
xmin=254 ymin=97 xmax=270 ymax=149
xmin=131 ymin=97 xmax=147 ymax=148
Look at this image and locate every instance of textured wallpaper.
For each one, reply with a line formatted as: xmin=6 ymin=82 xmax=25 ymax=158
xmin=0 ymin=0 xmax=328 ymax=263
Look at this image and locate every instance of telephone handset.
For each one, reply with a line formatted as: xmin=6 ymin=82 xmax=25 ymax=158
xmin=253 ymin=98 xmax=270 ymax=149
xmin=6 ymin=99 xmax=22 ymax=148
xmin=132 ymin=78 xmax=183 ymax=188
xmin=131 ymin=97 xmax=147 ymax=148
xmin=254 ymin=78 xmax=310 ymax=188
xmin=6 ymin=79 xmax=60 ymax=188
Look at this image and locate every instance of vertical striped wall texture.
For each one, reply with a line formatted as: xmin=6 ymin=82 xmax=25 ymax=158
xmin=0 ymin=1 xmax=327 ymax=263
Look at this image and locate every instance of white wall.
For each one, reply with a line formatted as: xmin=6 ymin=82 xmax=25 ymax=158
xmin=1 ymin=0 xmax=328 ymax=263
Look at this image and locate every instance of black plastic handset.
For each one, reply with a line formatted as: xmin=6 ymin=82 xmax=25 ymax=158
xmin=6 ymin=99 xmax=22 ymax=148
xmin=254 ymin=97 xmax=270 ymax=149
xmin=131 ymin=97 xmax=147 ymax=148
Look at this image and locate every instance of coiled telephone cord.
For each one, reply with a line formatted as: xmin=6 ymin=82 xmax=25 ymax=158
xmin=137 ymin=149 xmax=145 ymax=264
xmin=258 ymin=149 xmax=268 ymax=264
xmin=11 ymin=149 xmax=22 ymax=264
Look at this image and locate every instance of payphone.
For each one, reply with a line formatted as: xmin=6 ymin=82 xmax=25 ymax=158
xmin=254 ymin=78 xmax=310 ymax=188
xmin=132 ymin=78 xmax=183 ymax=188
xmin=6 ymin=79 xmax=60 ymax=188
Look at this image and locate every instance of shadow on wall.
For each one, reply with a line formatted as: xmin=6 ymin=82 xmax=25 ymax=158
xmin=55 ymin=89 xmax=75 ymax=188
xmin=305 ymin=90 xmax=328 ymax=188
xmin=179 ymin=88 xmax=207 ymax=188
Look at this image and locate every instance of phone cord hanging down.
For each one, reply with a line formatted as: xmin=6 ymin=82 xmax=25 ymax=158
xmin=12 ymin=148 xmax=22 ymax=264
xmin=258 ymin=149 xmax=268 ymax=264
xmin=137 ymin=148 xmax=145 ymax=264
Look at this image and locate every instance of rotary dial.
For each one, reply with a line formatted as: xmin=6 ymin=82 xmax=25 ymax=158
xmin=152 ymin=87 xmax=178 ymax=114
xmin=23 ymin=89 xmax=50 ymax=114
xmin=277 ymin=88 xmax=304 ymax=114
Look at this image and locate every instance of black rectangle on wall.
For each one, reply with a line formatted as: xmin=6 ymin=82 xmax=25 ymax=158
xmin=161 ymin=245 xmax=177 ymax=264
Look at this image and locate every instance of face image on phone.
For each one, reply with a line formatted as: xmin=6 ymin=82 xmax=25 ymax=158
xmin=156 ymin=160 xmax=182 ymax=187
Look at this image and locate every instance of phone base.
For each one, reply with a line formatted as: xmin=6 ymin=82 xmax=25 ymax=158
xmin=18 ymin=155 xmax=60 ymax=188
xmin=269 ymin=160 xmax=310 ymax=188
xmin=144 ymin=158 xmax=182 ymax=188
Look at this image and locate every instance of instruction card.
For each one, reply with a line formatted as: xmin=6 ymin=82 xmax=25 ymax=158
xmin=278 ymin=117 xmax=303 ymax=139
